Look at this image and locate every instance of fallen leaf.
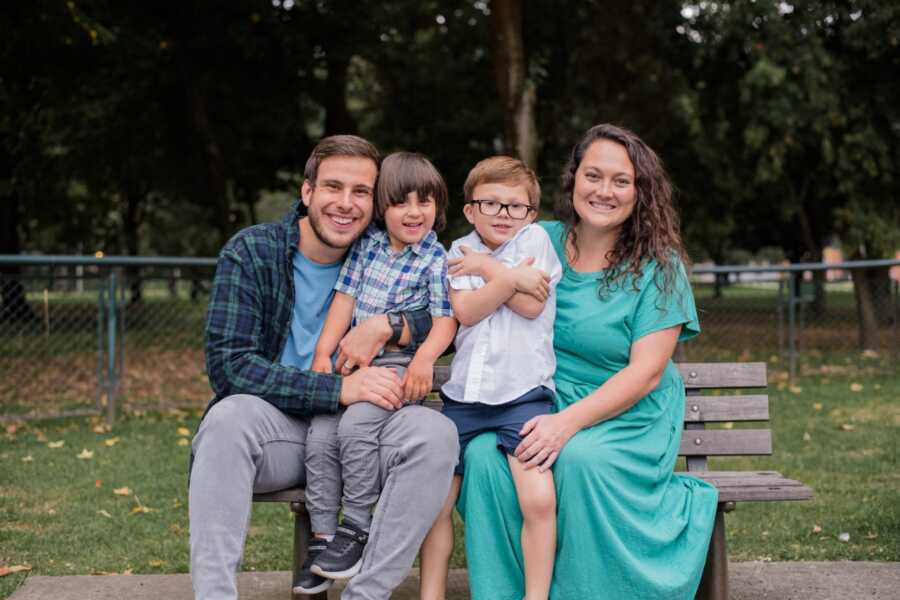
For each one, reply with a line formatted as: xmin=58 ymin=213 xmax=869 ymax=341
xmin=104 ymin=437 xmax=120 ymax=447
xmin=131 ymin=505 xmax=156 ymax=514
xmin=861 ymin=349 xmax=879 ymax=359
xmin=47 ymin=440 xmax=65 ymax=449
xmin=838 ymin=532 xmax=850 ymax=543
xmin=0 ymin=565 xmax=32 ymax=577
xmin=95 ymin=479 xmax=103 ymax=488
xmin=812 ymin=525 xmax=822 ymax=534
xmin=92 ymin=423 xmax=111 ymax=434
xmin=148 ymin=559 xmax=164 ymax=567
xmin=97 ymin=510 xmax=112 ymax=518
xmin=177 ymin=438 xmax=190 ymax=446
xmin=77 ymin=448 xmax=94 ymax=460
xmin=113 ymin=487 xmax=132 ymax=496
xmin=5 ymin=424 xmax=18 ymax=435
xmin=722 ymin=422 xmax=734 ymax=430
xmin=865 ymin=531 xmax=878 ymax=540
xmin=22 ymin=455 xmax=33 ymax=463
xmin=789 ymin=385 xmax=802 ymax=394
xmin=177 ymin=426 xmax=191 ymax=437
xmin=803 ymin=432 xmax=811 ymax=442
xmin=34 ymin=430 xmax=47 ymax=442
xmin=122 ymin=569 xmax=133 ymax=575
xmin=839 ymin=423 xmax=855 ymax=432
xmin=813 ymin=403 xmax=823 ymax=411
xmin=850 ymin=383 xmax=863 ymax=392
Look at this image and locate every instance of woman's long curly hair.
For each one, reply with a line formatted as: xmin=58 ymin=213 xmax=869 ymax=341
xmin=556 ymin=123 xmax=689 ymax=296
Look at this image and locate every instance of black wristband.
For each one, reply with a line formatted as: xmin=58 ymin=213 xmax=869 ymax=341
xmin=386 ymin=312 xmax=404 ymax=346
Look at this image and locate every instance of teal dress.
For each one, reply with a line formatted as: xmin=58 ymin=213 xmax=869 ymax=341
xmin=457 ymin=221 xmax=719 ymax=600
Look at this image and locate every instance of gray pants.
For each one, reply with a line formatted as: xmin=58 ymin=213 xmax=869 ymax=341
xmin=306 ymin=401 xmax=411 ymax=533
xmin=189 ymin=393 xmax=458 ymax=600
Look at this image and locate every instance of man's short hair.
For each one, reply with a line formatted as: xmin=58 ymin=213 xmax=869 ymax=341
xmin=303 ymin=135 xmax=380 ymax=184
xmin=376 ymin=152 xmax=448 ymax=232
xmin=463 ymin=156 xmax=541 ymax=209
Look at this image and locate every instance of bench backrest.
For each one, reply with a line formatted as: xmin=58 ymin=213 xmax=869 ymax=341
xmin=430 ymin=361 xmax=770 ymax=473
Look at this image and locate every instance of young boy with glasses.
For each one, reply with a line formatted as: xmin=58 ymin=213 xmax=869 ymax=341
xmin=418 ymin=156 xmax=562 ymax=600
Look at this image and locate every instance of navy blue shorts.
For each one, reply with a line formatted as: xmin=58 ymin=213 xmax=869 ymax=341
xmin=440 ymin=386 xmax=554 ymax=476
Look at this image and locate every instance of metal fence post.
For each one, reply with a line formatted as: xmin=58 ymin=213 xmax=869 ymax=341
xmin=106 ymin=270 xmax=118 ymax=424
xmin=788 ymin=274 xmax=797 ymax=382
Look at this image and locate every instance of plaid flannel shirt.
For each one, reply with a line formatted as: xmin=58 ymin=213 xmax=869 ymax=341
xmin=336 ymin=225 xmax=453 ymax=326
xmin=203 ymin=202 xmax=433 ymax=418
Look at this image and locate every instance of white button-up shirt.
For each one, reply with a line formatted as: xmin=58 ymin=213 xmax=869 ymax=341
xmin=441 ymin=223 xmax=562 ymax=405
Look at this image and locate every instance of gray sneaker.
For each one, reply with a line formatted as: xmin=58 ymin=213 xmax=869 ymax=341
xmin=309 ymin=520 xmax=369 ymax=580
xmin=292 ymin=538 xmax=333 ymax=595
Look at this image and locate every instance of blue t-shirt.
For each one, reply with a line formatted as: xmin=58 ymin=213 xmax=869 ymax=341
xmin=279 ymin=249 xmax=343 ymax=370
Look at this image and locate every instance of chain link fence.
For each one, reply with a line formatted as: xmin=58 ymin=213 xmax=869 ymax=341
xmin=686 ymin=260 xmax=900 ymax=378
xmin=1 ymin=256 xmax=215 ymax=421
xmin=2 ymin=256 xmax=898 ymax=422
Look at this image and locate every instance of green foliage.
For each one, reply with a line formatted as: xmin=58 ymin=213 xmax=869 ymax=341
xmin=2 ymin=1 xmax=897 ymax=259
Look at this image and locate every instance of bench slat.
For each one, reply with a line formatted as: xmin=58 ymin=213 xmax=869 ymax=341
xmin=253 ymin=488 xmax=305 ymax=503
xmin=684 ymin=395 xmax=769 ymax=422
xmin=677 ymin=362 xmax=767 ymax=389
xmin=679 ymin=429 xmax=772 ymax=456
xmin=689 ymin=471 xmax=814 ymax=502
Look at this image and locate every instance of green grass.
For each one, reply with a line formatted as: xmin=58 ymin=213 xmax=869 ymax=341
xmin=2 ymin=357 xmax=898 ymax=598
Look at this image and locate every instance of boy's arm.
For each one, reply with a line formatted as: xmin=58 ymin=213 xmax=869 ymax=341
xmin=402 ymin=316 xmax=458 ymax=401
xmin=312 ymin=291 xmax=355 ymax=373
xmin=449 ymin=248 xmax=550 ymax=319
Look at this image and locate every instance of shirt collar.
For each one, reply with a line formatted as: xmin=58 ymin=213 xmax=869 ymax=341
xmin=369 ymin=225 xmax=437 ymax=257
xmin=283 ymin=200 xmax=304 ymax=255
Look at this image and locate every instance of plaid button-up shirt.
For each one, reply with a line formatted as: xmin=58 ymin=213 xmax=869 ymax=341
xmin=203 ymin=202 xmax=433 ymax=417
xmin=336 ymin=226 xmax=453 ymax=326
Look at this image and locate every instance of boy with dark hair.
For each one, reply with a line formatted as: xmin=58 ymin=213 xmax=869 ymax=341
xmin=296 ymin=152 xmax=457 ymax=593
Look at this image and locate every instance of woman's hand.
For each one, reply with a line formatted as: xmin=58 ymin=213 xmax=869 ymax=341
xmin=401 ymin=356 xmax=433 ymax=403
xmin=447 ymin=246 xmax=491 ymax=278
xmin=334 ymin=315 xmax=392 ymax=374
xmin=514 ymin=412 xmax=578 ymax=471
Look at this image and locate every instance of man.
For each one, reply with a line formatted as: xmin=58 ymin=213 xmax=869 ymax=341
xmin=190 ymin=134 xmax=458 ymax=600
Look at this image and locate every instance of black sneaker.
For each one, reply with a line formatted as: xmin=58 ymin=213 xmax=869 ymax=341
xmin=292 ymin=538 xmax=333 ymax=595
xmin=309 ymin=520 xmax=369 ymax=580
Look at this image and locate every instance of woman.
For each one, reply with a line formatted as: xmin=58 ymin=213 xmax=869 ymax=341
xmin=452 ymin=124 xmax=719 ymax=599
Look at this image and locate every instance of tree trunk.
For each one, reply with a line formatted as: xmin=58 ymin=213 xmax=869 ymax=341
xmin=851 ymin=265 xmax=892 ymax=351
xmin=186 ymin=76 xmax=231 ymax=246
xmin=490 ymin=0 xmax=539 ymax=168
xmin=121 ymin=183 xmax=143 ymax=306
xmin=324 ymin=52 xmax=358 ymax=135
xmin=796 ymin=201 xmax=826 ymax=318
xmin=0 ymin=195 xmax=38 ymax=323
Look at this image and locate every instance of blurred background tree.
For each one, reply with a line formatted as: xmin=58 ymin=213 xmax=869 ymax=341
xmin=2 ymin=0 xmax=898 ymax=333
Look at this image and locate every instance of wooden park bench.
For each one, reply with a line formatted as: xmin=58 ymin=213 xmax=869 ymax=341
xmin=253 ymin=361 xmax=813 ymax=599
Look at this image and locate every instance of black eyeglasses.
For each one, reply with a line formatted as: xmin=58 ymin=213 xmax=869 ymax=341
xmin=467 ymin=200 xmax=535 ymax=220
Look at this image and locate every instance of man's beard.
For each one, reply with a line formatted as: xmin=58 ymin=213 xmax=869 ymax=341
xmin=307 ymin=209 xmax=355 ymax=250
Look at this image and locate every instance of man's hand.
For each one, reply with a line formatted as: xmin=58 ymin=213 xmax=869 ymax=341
xmin=339 ymin=366 xmax=404 ymax=411
xmin=402 ymin=356 xmax=433 ymax=403
xmin=334 ymin=315 xmax=392 ymax=374
xmin=447 ymin=246 xmax=490 ymax=278
xmin=311 ymin=354 xmax=334 ymax=374
xmin=509 ymin=258 xmax=550 ymax=301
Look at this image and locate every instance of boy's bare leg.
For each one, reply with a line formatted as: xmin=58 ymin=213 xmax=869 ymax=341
xmin=508 ymin=456 xmax=556 ymax=600
xmin=419 ymin=476 xmax=462 ymax=600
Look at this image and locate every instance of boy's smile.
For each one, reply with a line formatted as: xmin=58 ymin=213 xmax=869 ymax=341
xmin=384 ymin=191 xmax=437 ymax=252
xmin=464 ymin=183 xmax=536 ymax=250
